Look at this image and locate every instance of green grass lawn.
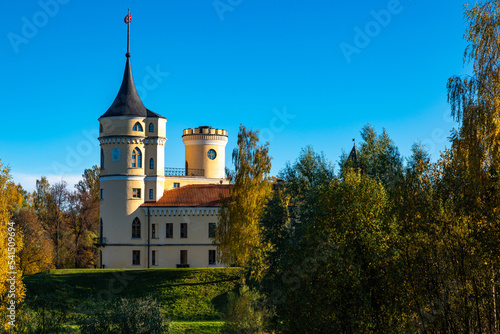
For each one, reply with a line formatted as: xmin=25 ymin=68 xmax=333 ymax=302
xmin=170 ymin=321 xmax=224 ymax=334
xmin=24 ymin=268 xmax=242 ymax=322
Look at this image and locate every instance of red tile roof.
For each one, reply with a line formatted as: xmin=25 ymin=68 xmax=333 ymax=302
xmin=141 ymin=184 xmax=231 ymax=207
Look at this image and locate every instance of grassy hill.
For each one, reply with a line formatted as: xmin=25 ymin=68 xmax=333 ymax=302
xmin=23 ymin=267 xmax=243 ymax=332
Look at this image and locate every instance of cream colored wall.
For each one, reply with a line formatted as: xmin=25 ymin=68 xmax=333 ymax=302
xmin=184 ymin=143 xmax=226 ymax=179
xmin=102 ymin=245 xmax=221 ymax=269
xmin=182 ymin=127 xmax=228 ymax=179
xmin=100 ymin=180 xmax=146 ymax=244
xmin=99 ymin=208 xmax=223 ymax=268
xmin=99 ymin=117 xmax=167 ymax=138
xmin=100 ymin=141 xmax=146 ymax=176
xmin=99 ymin=118 xmax=230 ymax=269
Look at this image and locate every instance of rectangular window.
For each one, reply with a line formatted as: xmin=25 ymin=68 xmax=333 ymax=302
xmin=209 ymin=250 xmax=216 ymax=265
xmin=180 ymin=250 xmax=188 ymax=265
xmin=180 ymin=223 xmax=188 ymax=238
xmin=166 ymin=223 xmax=173 ymax=238
xmin=133 ymin=188 xmax=141 ymax=198
xmin=100 ymin=189 xmax=103 ymax=200
xmin=209 ymin=223 xmax=216 ymax=238
xmin=173 ymin=182 xmax=180 ymax=188
xmin=152 ymin=224 xmax=158 ymax=239
xmin=132 ymin=250 xmax=140 ymax=265
xmin=149 ymin=189 xmax=153 ymax=200
xmin=152 ymin=250 xmax=157 ymax=266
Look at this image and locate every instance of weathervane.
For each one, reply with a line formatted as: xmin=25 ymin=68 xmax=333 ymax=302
xmin=124 ymin=9 xmax=132 ymax=58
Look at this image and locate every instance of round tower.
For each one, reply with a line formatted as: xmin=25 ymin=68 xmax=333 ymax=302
xmin=97 ymin=14 xmax=167 ymax=269
xmin=182 ymin=126 xmax=228 ymax=179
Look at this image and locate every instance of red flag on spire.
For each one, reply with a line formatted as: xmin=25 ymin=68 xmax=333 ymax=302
xmin=124 ymin=13 xmax=132 ymax=24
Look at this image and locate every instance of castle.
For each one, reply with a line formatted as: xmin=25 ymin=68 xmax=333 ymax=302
xmin=96 ymin=17 xmax=230 ymax=269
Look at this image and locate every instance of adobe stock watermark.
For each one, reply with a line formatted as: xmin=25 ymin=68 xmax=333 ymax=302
xmin=260 ymin=106 xmax=296 ymax=143
xmin=339 ymin=0 xmax=411 ymax=64
xmin=7 ymin=0 xmax=71 ymax=54
xmin=51 ymin=64 xmax=169 ymax=175
xmin=213 ymin=0 xmax=243 ymax=21
xmin=5 ymin=221 xmax=18 ymax=329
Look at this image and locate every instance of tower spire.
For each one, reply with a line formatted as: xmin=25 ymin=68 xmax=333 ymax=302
xmin=348 ymin=138 xmax=358 ymax=163
xmin=99 ymin=10 xmax=165 ymax=119
xmin=125 ymin=8 xmax=131 ymax=58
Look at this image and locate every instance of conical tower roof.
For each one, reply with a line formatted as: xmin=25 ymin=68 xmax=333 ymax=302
xmin=348 ymin=140 xmax=358 ymax=162
xmin=99 ymin=12 xmax=164 ymax=119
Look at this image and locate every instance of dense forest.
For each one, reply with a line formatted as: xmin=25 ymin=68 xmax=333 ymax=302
xmin=216 ymin=1 xmax=500 ymax=333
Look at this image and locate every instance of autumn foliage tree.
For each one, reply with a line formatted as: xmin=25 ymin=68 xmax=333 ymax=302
xmin=12 ymin=208 xmax=54 ymax=275
xmin=0 ymin=160 xmax=26 ymax=331
xmin=215 ymin=125 xmax=272 ymax=267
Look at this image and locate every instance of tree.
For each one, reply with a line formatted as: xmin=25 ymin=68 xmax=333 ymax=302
xmin=340 ymin=124 xmax=403 ymax=193
xmin=445 ymin=1 xmax=500 ymax=330
xmin=69 ymin=166 xmax=100 ymax=268
xmin=12 ymin=207 xmax=54 ymax=275
xmin=215 ymin=125 xmax=272 ymax=267
xmin=0 ymin=160 xmax=26 ymax=331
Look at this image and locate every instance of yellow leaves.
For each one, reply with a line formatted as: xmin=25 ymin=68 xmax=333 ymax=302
xmin=0 ymin=161 xmax=26 ymax=329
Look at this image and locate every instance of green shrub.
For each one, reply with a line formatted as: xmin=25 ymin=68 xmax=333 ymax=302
xmin=9 ymin=306 xmax=70 ymax=334
xmin=223 ymin=285 xmax=269 ymax=334
xmin=79 ymin=296 xmax=170 ymax=334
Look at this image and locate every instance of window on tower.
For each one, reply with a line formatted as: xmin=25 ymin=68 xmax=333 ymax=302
xmin=133 ymin=188 xmax=141 ymax=198
xmin=149 ymin=123 xmax=154 ymax=132
xmin=207 ymin=149 xmax=217 ymax=160
xmin=132 ymin=148 xmax=142 ymax=168
xmin=100 ymin=149 xmax=104 ymax=169
xmin=133 ymin=122 xmax=143 ymax=131
xmin=132 ymin=218 xmax=141 ymax=238
xmin=150 ymin=158 xmax=154 ymax=169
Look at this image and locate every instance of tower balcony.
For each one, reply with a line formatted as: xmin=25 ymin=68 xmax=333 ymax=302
xmin=165 ymin=167 xmax=205 ymax=177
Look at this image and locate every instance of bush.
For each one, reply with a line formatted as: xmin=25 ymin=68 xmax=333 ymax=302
xmin=223 ymin=285 xmax=269 ymax=334
xmin=9 ymin=306 xmax=70 ymax=334
xmin=79 ymin=296 xmax=170 ymax=334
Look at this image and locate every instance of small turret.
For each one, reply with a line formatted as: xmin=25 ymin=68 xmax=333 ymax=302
xmin=182 ymin=126 xmax=228 ymax=179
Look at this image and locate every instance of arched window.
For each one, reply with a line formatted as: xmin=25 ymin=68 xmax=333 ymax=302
xmin=132 ymin=148 xmax=142 ymax=168
xmin=100 ymin=149 xmax=105 ymax=169
xmin=149 ymin=123 xmax=154 ymax=132
xmin=132 ymin=122 xmax=143 ymax=131
xmin=150 ymin=158 xmax=154 ymax=169
xmin=132 ymin=218 xmax=141 ymax=238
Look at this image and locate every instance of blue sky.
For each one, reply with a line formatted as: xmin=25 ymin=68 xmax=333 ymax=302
xmin=1 ymin=0 xmax=469 ymax=191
